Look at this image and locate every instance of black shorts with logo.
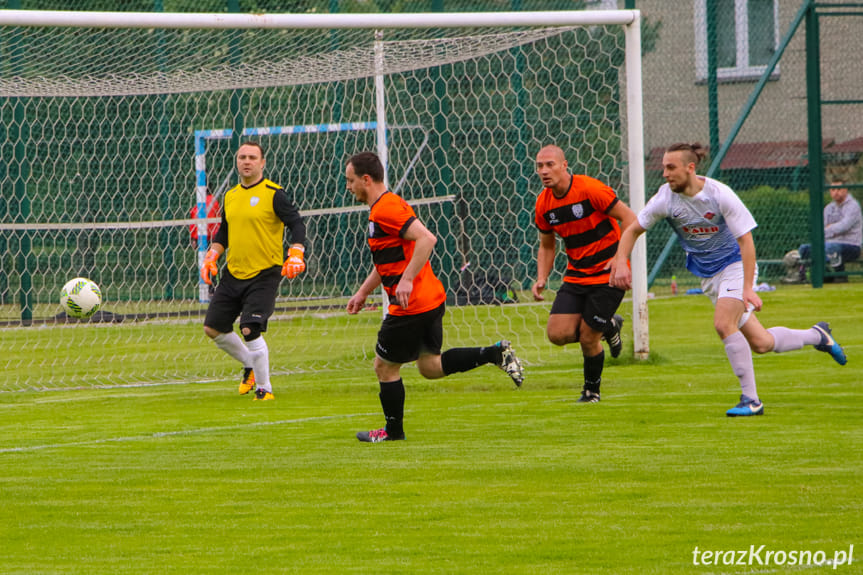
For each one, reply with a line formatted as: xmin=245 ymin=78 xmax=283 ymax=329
xmin=204 ymin=266 xmax=282 ymax=333
xmin=376 ymin=303 xmax=445 ymax=364
xmin=549 ymin=282 xmax=625 ymax=334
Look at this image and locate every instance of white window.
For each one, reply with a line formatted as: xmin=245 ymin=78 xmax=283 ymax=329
xmin=694 ymin=0 xmax=779 ymax=82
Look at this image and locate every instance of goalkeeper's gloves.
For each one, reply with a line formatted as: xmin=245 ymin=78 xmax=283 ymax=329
xmin=201 ymin=249 xmax=220 ymax=285
xmin=282 ymin=245 xmax=306 ymax=278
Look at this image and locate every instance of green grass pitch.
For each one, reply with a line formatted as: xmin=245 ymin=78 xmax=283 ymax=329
xmin=1 ymin=285 xmax=861 ymax=574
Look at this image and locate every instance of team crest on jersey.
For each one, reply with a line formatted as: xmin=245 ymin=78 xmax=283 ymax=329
xmin=703 ymin=211 xmax=715 ymax=220
xmin=250 ymin=196 xmax=260 ymax=207
xmin=571 ymin=204 xmax=584 ymax=219
xmin=548 ymin=211 xmax=559 ymax=224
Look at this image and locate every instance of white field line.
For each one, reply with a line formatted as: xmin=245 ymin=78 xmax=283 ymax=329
xmin=0 ymin=411 xmax=378 ymax=454
xmin=1 ymin=394 xmax=540 ymax=453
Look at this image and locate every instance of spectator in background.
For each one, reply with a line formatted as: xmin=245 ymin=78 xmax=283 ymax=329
xmin=190 ymin=189 xmax=221 ymax=246
xmin=783 ymin=178 xmax=862 ymax=284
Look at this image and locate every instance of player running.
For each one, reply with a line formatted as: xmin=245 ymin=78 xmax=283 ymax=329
xmin=345 ymin=151 xmax=523 ymax=443
xmin=531 ymin=144 xmax=636 ymax=403
xmin=611 ymin=142 xmax=847 ymax=416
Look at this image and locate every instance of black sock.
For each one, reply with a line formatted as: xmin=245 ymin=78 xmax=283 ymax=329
xmin=583 ymin=350 xmax=604 ymax=393
xmin=379 ymin=379 xmax=405 ymax=436
xmin=440 ymin=345 xmax=501 ymax=375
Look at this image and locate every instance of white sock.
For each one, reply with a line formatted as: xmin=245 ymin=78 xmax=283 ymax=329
xmin=246 ymin=336 xmax=271 ymax=392
xmin=723 ymin=331 xmax=758 ymax=403
xmin=213 ymin=332 xmax=251 ymax=367
xmin=766 ymin=326 xmax=822 ymax=353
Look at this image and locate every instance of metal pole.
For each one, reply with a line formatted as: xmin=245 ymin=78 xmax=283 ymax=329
xmin=805 ymin=1 xmax=825 ymax=287
xmin=195 ymin=133 xmax=211 ymax=303
xmin=707 ymin=0 xmax=811 ymax=175
xmin=0 ymin=10 xmax=639 ymax=30
xmin=706 ymin=0 xmax=720 ymax=179
xmin=374 ymin=30 xmax=389 ymax=188
xmin=648 ymin=0 xmax=812 ymax=288
xmin=625 ymin=10 xmax=649 ymax=359
xmin=374 ymin=30 xmax=390 ymax=317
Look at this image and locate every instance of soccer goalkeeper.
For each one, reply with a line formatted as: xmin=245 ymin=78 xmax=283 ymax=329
xmin=200 ymin=141 xmax=307 ymax=401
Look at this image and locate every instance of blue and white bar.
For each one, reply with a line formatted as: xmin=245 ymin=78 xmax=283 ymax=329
xmin=193 ymin=122 xmax=379 ymax=303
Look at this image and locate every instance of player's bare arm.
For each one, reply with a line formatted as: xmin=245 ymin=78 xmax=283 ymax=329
xmin=532 ymin=232 xmax=556 ymax=301
xmin=609 ymin=200 xmax=638 ymax=235
xmin=394 ymin=219 xmax=437 ymax=309
xmin=347 ymin=269 xmax=382 ymax=314
xmin=610 ymin=222 xmax=646 ymax=290
xmin=604 ymin=200 xmax=638 ymax=285
xmin=737 ymin=232 xmax=762 ymax=312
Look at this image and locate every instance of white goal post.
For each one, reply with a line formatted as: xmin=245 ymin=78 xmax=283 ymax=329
xmin=0 ymin=8 xmax=648 ymax=391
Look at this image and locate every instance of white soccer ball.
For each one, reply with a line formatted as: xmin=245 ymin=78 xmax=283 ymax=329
xmin=60 ymin=277 xmax=102 ymax=319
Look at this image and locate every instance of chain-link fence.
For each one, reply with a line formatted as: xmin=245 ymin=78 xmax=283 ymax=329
xmin=638 ymin=0 xmax=862 ymax=290
xmin=4 ymin=1 xmax=855 ymax=287
xmin=0 ymin=9 xmax=647 ymax=388
xmin=0 ymin=0 xmax=863 ymax=390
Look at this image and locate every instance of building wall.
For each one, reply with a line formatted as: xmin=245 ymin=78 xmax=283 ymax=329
xmin=635 ymin=0 xmax=862 ymax=151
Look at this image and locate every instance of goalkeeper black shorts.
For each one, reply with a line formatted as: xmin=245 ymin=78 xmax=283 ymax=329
xmin=204 ymin=266 xmax=282 ymax=333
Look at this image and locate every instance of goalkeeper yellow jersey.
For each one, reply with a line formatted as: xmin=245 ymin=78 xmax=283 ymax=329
xmin=217 ymin=178 xmax=306 ymax=280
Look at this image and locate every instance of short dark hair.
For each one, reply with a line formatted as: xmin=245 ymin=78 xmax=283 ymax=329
xmin=238 ymin=141 xmax=265 ymax=157
xmin=830 ymin=176 xmax=847 ymax=186
xmin=348 ymin=151 xmax=385 ymax=183
xmin=666 ymin=142 xmax=707 ymax=165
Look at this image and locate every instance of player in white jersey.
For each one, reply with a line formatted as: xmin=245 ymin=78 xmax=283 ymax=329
xmin=611 ymin=143 xmax=847 ymax=416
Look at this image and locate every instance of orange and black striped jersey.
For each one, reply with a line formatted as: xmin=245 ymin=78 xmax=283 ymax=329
xmin=368 ymin=191 xmax=446 ymax=316
xmin=534 ymin=175 xmax=621 ymax=286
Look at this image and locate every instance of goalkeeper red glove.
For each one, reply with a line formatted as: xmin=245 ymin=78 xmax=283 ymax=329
xmin=282 ymin=245 xmax=306 ymax=278
xmin=201 ymin=249 xmax=220 ymax=285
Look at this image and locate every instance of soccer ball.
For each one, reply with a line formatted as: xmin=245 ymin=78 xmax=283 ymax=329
xmin=60 ymin=277 xmax=102 ymax=319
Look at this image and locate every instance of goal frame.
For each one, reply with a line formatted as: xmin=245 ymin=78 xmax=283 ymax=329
xmin=194 ymin=120 xmax=435 ymax=309
xmin=0 ymin=8 xmax=649 ymax=358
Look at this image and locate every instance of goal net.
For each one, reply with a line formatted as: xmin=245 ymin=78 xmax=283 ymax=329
xmin=0 ymin=9 xmax=647 ymax=391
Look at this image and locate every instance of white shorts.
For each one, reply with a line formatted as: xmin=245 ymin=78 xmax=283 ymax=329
xmin=700 ymin=260 xmax=759 ymax=328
